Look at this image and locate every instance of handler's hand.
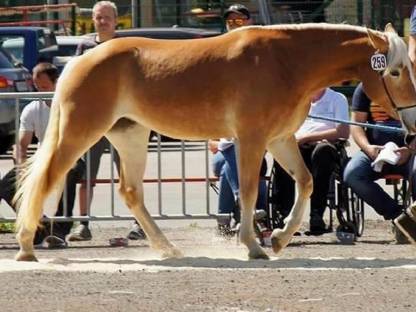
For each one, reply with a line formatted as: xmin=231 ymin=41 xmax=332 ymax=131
xmin=365 ymin=145 xmax=383 ymax=160
xmin=208 ymin=140 xmax=219 ymax=154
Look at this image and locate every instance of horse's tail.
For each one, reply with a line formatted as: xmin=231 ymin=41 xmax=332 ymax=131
xmin=14 ymin=99 xmax=61 ymax=233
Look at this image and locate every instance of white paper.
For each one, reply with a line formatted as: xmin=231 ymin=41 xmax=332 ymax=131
xmin=371 ymin=141 xmax=400 ymax=172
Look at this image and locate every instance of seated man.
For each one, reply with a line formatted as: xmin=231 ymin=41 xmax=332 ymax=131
xmin=0 ymin=62 xmax=85 ymax=248
xmin=209 ymin=139 xmax=267 ymax=235
xmin=272 ymin=87 xmax=350 ymax=235
xmin=343 ymin=83 xmax=416 ymax=244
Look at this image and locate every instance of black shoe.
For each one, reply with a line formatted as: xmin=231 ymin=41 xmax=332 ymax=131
xmin=44 ymin=235 xmax=67 ymax=249
xmin=127 ymin=223 xmax=147 ymax=240
xmin=306 ymin=217 xmax=330 ymax=236
xmin=305 ymin=226 xmax=331 ymax=236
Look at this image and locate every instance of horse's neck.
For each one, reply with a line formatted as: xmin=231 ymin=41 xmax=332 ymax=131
xmin=281 ymin=27 xmax=374 ymax=90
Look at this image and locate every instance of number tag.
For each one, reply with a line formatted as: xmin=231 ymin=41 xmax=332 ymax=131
xmin=370 ymin=53 xmax=387 ymax=71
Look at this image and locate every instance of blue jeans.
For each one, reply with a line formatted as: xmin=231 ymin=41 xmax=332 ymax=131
xmin=212 ymin=146 xmax=267 ymax=222
xmin=343 ymin=150 xmax=416 ymax=220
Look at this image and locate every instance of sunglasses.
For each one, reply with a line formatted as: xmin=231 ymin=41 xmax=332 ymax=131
xmin=226 ymin=18 xmax=247 ymax=27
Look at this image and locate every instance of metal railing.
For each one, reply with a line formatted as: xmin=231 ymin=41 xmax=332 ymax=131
xmin=0 ymin=92 xmax=221 ymax=223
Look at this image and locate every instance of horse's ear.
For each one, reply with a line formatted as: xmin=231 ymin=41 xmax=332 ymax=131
xmin=367 ymin=29 xmax=389 ymax=53
xmin=384 ymin=23 xmax=397 ymax=34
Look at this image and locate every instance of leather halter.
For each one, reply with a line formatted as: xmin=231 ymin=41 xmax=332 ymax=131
xmin=377 ymin=58 xmax=416 ymax=149
xmin=378 ymin=67 xmax=416 ymax=112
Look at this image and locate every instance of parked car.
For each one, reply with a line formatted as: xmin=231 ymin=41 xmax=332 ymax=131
xmin=53 ymin=35 xmax=84 ymax=72
xmin=114 ymin=26 xmax=220 ymax=39
xmin=0 ymin=47 xmax=34 ymax=154
xmin=0 ymin=26 xmax=58 ymax=72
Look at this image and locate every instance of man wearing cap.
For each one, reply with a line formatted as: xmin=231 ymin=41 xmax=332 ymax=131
xmin=209 ymin=4 xmax=267 ymax=236
xmin=223 ymin=3 xmax=252 ymax=31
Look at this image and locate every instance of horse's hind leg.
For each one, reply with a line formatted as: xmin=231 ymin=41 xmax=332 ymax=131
xmin=106 ymin=121 xmax=183 ymax=258
xmin=267 ymin=136 xmax=312 ymax=254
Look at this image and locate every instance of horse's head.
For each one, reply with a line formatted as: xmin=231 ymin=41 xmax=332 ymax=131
xmin=363 ymin=24 xmax=416 ymax=134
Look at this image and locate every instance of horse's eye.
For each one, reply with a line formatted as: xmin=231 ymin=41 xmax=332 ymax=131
xmin=390 ymin=69 xmax=400 ymax=77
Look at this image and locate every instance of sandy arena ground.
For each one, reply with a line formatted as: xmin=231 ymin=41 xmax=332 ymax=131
xmin=0 ymin=220 xmax=416 ymax=312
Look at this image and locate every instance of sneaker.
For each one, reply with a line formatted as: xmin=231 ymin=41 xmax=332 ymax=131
xmin=394 ymin=207 xmax=416 ymax=244
xmin=305 ymin=217 xmax=330 ymax=236
xmin=127 ymin=223 xmax=146 ymax=240
xmin=391 ymin=221 xmax=411 ymax=244
xmin=254 ymin=209 xmax=267 ymax=221
xmin=67 ymin=224 xmax=92 ymax=241
xmin=44 ymin=235 xmax=67 ymax=249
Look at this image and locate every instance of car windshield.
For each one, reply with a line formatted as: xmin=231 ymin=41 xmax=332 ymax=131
xmin=38 ymin=28 xmax=57 ymax=52
xmin=0 ymin=36 xmax=24 ymax=63
xmin=0 ymin=48 xmax=14 ymax=69
xmin=58 ymin=44 xmax=78 ymax=56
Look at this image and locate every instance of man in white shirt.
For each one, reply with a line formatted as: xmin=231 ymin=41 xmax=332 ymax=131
xmin=272 ymin=88 xmax=350 ymax=235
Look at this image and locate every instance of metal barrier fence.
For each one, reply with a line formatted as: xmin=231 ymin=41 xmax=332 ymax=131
xmin=0 ymin=92 xmax=221 ymax=223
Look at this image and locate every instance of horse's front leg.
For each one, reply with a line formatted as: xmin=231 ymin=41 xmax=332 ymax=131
xmin=235 ymin=140 xmax=269 ymax=260
xmin=267 ymin=137 xmax=313 ymax=254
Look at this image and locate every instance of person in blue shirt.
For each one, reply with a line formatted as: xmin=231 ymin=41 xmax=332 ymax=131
xmin=343 ymin=83 xmax=416 ymax=243
xmin=393 ymin=5 xmax=416 ymax=244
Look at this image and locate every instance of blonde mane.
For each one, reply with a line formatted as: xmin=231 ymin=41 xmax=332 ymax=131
xmin=233 ymin=22 xmax=368 ymax=33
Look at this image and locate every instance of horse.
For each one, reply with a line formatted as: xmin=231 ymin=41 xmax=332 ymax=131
xmin=14 ymin=23 xmax=416 ymax=262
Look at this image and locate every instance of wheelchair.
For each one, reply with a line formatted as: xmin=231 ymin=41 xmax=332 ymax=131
xmin=266 ymin=139 xmax=365 ymax=238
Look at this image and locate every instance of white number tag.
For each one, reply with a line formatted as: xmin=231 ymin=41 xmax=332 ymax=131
xmin=370 ymin=54 xmax=387 ymax=71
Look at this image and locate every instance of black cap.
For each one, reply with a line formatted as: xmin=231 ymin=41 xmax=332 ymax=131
xmin=224 ymin=4 xmax=250 ymax=19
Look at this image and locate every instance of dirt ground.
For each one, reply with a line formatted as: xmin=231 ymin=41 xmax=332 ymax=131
xmin=0 ymin=220 xmax=415 ymax=312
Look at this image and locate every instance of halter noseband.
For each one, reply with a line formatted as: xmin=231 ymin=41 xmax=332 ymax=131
xmin=378 ymin=59 xmax=416 ymax=112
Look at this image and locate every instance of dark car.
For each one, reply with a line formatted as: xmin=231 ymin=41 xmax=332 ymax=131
xmin=53 ymin=35 xmax=84 ymax=72
xmin=0 ymin=47 xmax=34 ymax=153
xmin=114 ymin=27 xmax=220 ymax=39
xmin=0 ymin=26 xmax=58 ymax=72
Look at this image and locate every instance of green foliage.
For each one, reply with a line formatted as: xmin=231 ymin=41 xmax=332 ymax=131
xmin=0 ymin=223 xmax=15 ymax=233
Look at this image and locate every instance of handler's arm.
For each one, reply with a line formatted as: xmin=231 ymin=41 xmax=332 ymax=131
xmin=15 ymin=131 xmax=34 ymax=164
xmin=351 ymin=111 xmax=381 ymax=160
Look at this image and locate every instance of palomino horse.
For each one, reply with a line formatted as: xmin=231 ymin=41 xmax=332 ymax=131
xmin=14 ymin=23 xmax=416 ymax=261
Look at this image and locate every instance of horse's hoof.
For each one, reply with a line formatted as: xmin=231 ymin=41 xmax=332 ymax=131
xmin=248 ymin=246 xmax=269 ymax=260
xmin=270 ymin=235 xmax=284 ymax=254
xmin=15 ymin=251 xmax=38 ymax=262
xmin=161 ymin=247 xmax=183 ymax=259
xmin=270 ymin=229 xmax=289 ymax=254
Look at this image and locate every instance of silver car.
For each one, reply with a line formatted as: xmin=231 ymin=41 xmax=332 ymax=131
xmin=0 ymin=47 xmax=33 ymax=154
